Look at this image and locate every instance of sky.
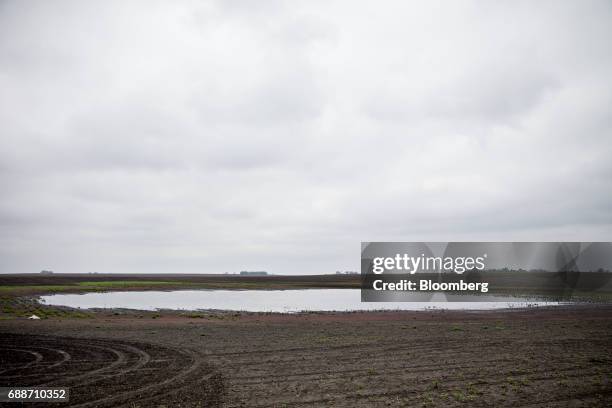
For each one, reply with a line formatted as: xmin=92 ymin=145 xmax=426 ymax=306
xmin=1 ymin=0 xmax=611 ymax=274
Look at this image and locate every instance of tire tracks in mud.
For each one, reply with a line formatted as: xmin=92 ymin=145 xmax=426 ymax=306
xmin=0 ymin=333 xmax=225 ymax=407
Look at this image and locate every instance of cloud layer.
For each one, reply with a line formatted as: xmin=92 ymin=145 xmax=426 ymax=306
xmin=1 ymin=0 xmax=611 ymax=274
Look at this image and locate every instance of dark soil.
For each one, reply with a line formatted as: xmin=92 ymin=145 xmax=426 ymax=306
xmin=1 ymin=306 xmax=611 ymax=407
xmin=0 ymin=333 xmax=223 ymax=408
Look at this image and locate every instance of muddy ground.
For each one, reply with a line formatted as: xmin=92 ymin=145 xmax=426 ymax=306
xmin=0 ymin=306 xmax=611 ymax=407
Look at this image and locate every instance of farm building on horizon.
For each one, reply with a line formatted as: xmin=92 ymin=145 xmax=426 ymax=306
xmin=239 ymin=271 xmax=268 ymax=276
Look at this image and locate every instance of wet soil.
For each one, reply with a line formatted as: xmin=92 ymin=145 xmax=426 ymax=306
xmin=1 ymin=306 xmax=611 ymax=407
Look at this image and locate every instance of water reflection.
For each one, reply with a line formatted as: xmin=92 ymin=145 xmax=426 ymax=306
xmin=41 ymin=289 xmax=563 ymax=312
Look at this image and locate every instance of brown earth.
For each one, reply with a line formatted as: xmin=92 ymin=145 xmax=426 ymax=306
xmin=1 ymin=306 xmax=611 ymax=407
xmin=0 ymin=273 xmax=361 ymax=290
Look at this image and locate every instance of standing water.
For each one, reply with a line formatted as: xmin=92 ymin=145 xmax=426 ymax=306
xmin=40 ymin=289 xmax=562 ymax=312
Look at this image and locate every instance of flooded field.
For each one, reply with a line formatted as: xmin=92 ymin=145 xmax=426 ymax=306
xmin=40 ymin=289 xmax=562 ymax=312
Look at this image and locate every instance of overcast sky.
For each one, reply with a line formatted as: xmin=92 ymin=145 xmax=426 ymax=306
xmin=1 ymin=0 xmax=611 ymax=274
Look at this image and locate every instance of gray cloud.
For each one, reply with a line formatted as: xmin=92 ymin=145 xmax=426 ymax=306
xmin=1 ymin=0 xmax=611 ymax=274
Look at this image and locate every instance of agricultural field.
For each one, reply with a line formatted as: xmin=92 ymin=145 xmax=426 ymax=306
xmin=0 ymin=274 xmax=611 ymax=407
xmin=1 ymin=305 xmax=611 ymax=407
